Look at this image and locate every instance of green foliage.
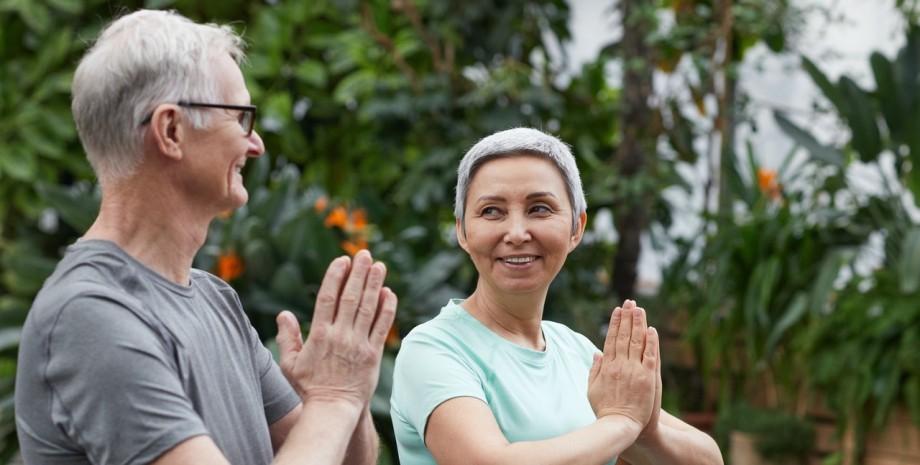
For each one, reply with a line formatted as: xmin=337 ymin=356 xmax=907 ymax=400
xmin=805 ymin=255 xmax=920 ymax=457
xmin=718 ymin=403 xmax=815 ymax=462
xmin=662 ymin=144 xmax=871 ymax=412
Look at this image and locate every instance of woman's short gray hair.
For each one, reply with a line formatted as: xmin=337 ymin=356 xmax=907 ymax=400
xmin=454 ymin=127 xmax=587 ymax=233
xmin=71 ymin=9 xmax=245 ymax=183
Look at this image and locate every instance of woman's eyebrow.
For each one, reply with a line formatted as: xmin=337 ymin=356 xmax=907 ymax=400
xmin=526 ymin=192 xmax=558 ymax=200
xmin=476 ymin=195 xmax=505 ymax=203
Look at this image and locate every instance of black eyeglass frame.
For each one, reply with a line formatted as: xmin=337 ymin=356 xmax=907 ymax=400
xmin=140 ymin=101 xmax=257 ymax=136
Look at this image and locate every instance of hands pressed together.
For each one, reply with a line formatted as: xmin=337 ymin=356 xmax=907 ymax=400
xmin=588 ymin=300 xmax=661 ymax=439
xmin=275 ymin=250 xmax=396 ymax=410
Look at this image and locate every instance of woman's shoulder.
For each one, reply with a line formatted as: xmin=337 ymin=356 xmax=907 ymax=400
xmin=403 ymin=300 xmax=479 ymax=343
xmin=542 ymin=320 xmax=600 ymax=355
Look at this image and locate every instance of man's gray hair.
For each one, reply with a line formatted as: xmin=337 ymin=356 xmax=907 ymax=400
xmin=454 ymin=127 xmax=587 ymax=233
xmin=71 ymin=9 xmax=245 ymax=183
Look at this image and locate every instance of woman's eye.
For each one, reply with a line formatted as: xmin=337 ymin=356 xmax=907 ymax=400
xmin=530 ymin=205 xmax=552 ymax=215
xmin=481 ymin=207 xmax=501 ymax=217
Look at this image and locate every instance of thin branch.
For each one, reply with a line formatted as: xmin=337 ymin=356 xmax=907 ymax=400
xmin=359 ymin=3 xmax=420 ymax=92
xmin=393 ymin=0 xmax=450 ymax=74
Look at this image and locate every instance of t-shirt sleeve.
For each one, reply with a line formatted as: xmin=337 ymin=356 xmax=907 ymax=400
xmin=248 ymin=324 xmax=301 ymax=424
xmin=391 ymin=331 xmax=486 ymax=442
xmin=45 ymin=294 xmax=208 ymax=465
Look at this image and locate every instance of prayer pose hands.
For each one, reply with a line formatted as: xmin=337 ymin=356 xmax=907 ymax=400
xmin=587 ymin=300 xmax=659 ymax=431
xmin=275 ymin=250 xmax=397 ymax=409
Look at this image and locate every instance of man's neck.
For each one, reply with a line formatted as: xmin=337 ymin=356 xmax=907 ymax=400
xmin=83 ymin=177 xmax=213 ymax=286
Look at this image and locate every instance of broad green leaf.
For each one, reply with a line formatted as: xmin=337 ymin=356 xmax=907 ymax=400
xmin=897 ymin=227 xmax=920 ymax=293
xmin=46 ymin=0 xmax=82 ymax=14
xmin=21 ymin=125 xmax=63 ymax=159
xmin=333 ymin=70 xmax=377 ymax=104
xmin=0 ymin=146 xmax=38 ymax=181
xmin=774 ymin=111 xmax=845 ymax=169
xmin=294 ymin=59 xmax=328 ymax=88
xmin=810 ymin=251 xmax=846 ymax=314
xmin=764 ymin=293 xmax=808 ymax=358
xmin=838 ymin=77 xmax=882 ymax=163
xmin=870 ymin=52 xmax=903 ymax=141
xmin=801 ymin=56 xmax=843 ymax=112
xmin=19 ymin=1 xmax=51 ymax=33
xmin=269 ymin=261 xmax=305 ymax=300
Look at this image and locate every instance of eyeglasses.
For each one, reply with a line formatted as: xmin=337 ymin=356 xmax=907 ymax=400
xmin=140 ymin=101 xmax=257 ymax=136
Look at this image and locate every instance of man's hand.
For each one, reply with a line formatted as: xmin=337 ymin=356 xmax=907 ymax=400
xmin=587 ymin=300 xmax=658 ymax=431
xmin=275 ymin=250 xmax=397 ymax=409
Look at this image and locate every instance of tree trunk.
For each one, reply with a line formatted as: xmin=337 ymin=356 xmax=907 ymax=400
xmin=716 ymin=0 xmax=737 ymax=215
xmin=612 ymin=0 xmax=656 ymax=301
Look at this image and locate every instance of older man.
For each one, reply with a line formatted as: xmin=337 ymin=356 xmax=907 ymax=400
xmin=15 ymin=10 xmax=395 ymax=465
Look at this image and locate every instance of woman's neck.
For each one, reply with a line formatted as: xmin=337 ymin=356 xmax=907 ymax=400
xmin=463 ymin=281 xmax=548 ymax=351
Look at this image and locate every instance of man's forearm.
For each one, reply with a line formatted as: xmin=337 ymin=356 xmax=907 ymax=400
xmin=342 ymin=409 xmax=378 ymax=465
xmin=273 ymin=400 xmax=363 ymax=465
xmin=620 ymin=420 xmax=723 ymax=465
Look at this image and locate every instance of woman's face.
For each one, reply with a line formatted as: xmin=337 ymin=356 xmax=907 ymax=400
xmin=457 ymin=155 xmax=586 ymax=296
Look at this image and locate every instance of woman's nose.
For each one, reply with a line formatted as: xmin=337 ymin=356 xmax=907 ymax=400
xmin=503 ymin=214 xmax=532 ymax=244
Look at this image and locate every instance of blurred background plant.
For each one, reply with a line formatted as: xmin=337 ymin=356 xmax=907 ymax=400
xmin=2 ymin=0 xmax=919 ymax=463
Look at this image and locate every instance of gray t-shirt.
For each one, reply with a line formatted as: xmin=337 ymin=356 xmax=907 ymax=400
xmin=15 ymin=239 xmax=300 ymax=465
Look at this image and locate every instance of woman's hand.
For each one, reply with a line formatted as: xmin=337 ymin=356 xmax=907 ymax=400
xmin=588 ymin=300 xmax=658 ymax=431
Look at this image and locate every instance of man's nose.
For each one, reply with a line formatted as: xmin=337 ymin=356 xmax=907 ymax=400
xmin=247 ymin=129 xmax=265 ymax=157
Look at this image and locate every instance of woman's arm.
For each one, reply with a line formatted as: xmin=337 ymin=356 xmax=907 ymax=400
xmin=426 ymin=397 xmax=641 ymax=465
xmin=618 ymin=322 xmax=723 ymax=465
xmin=619 ymin=410 xmax=723 ymax=465
xmin=426 ymin=305 xmax=658 ymax=465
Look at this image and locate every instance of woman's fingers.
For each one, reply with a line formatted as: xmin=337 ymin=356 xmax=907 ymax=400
xmin=643 ymin=327 xmax=659 ymax=370
xmin=589 ymin=352 xmax=602 ymax=383
xmin=629 ymin=306 xmax=648 ymax=361
xmin=602 ymin=307 xmax=622 ymax=360
xmin=615 ymin=301 xmax=635 ymax=359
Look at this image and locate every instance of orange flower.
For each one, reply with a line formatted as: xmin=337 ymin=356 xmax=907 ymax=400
xmin=350 ymin=208 xmax=368 ymax=231
xmin=216 ymin=209 xmax=234 ymax=220
xmin=215 ymin=251 xmax=244 ymax=282
xmin=314 ymin=195 xmax=328 ymax=213
xmin=386 ymin=324 xmax=400 ymax=348
xmin=324 ymin=206 xmax=348 ymax=228
xmin=757 ymin=168 xmax=782 ymax=200
xmin=340 ymin=238 xmax=368 ymax=256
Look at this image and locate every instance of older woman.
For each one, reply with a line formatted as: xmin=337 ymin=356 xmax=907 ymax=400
xmin=390 ymin=128 xmax=722 ymax=465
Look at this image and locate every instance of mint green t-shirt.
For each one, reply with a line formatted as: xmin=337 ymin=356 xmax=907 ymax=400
xmin=391 ymin=299 xmax=615 ymax=465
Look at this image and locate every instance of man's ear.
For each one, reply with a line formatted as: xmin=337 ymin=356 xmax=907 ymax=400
xmin=456 ymin=218 xmax=470 ymax=253
xmin=149 ymin=104 xmax=185 ymax=161
xmin=569 ymin=210 xmax=588 ymax=252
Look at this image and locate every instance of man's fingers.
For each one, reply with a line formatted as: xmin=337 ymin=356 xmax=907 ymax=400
xmin=643 ymin=327 xmax=659 ymax=370
xmin=602 ymin=307 xmax=622 ymax=361
xmin=354 ymin=262 xmax=387 ymax=334
xmin=313 ymin=256 xmax=351 ymax=326
xmin=334 ymin=250 xmax=373 ymax=327
xmin=275 ymin=311 xmax=303 ymax=375
xmin=629 ymin=306 xmax=648 ymax=360
xmin=369 ymin=288 xmax=397 ymax=348
xmin=615 ymin=300 xmax=635 ymax=359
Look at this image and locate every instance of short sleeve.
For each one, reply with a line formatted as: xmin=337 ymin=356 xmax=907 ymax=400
xmin=248 ymin=325 xmax=300 ymax=424
xmin=45 ymin=295 xmax=208 ymax=465
xmin=391 ymin=332 xmax=486 ymax=442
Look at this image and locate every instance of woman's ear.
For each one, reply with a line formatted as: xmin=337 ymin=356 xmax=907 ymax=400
xmin=456 ymin=218 xmax=470 ymax=253
xmin=569 ymin=211 xmax=588 ymax=252
xmin=150 ymin=104 xmax=185 ymax=161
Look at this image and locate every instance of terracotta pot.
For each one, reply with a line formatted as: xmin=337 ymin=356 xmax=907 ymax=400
xmin=730 ymin=431 xmax=775 ymax=465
